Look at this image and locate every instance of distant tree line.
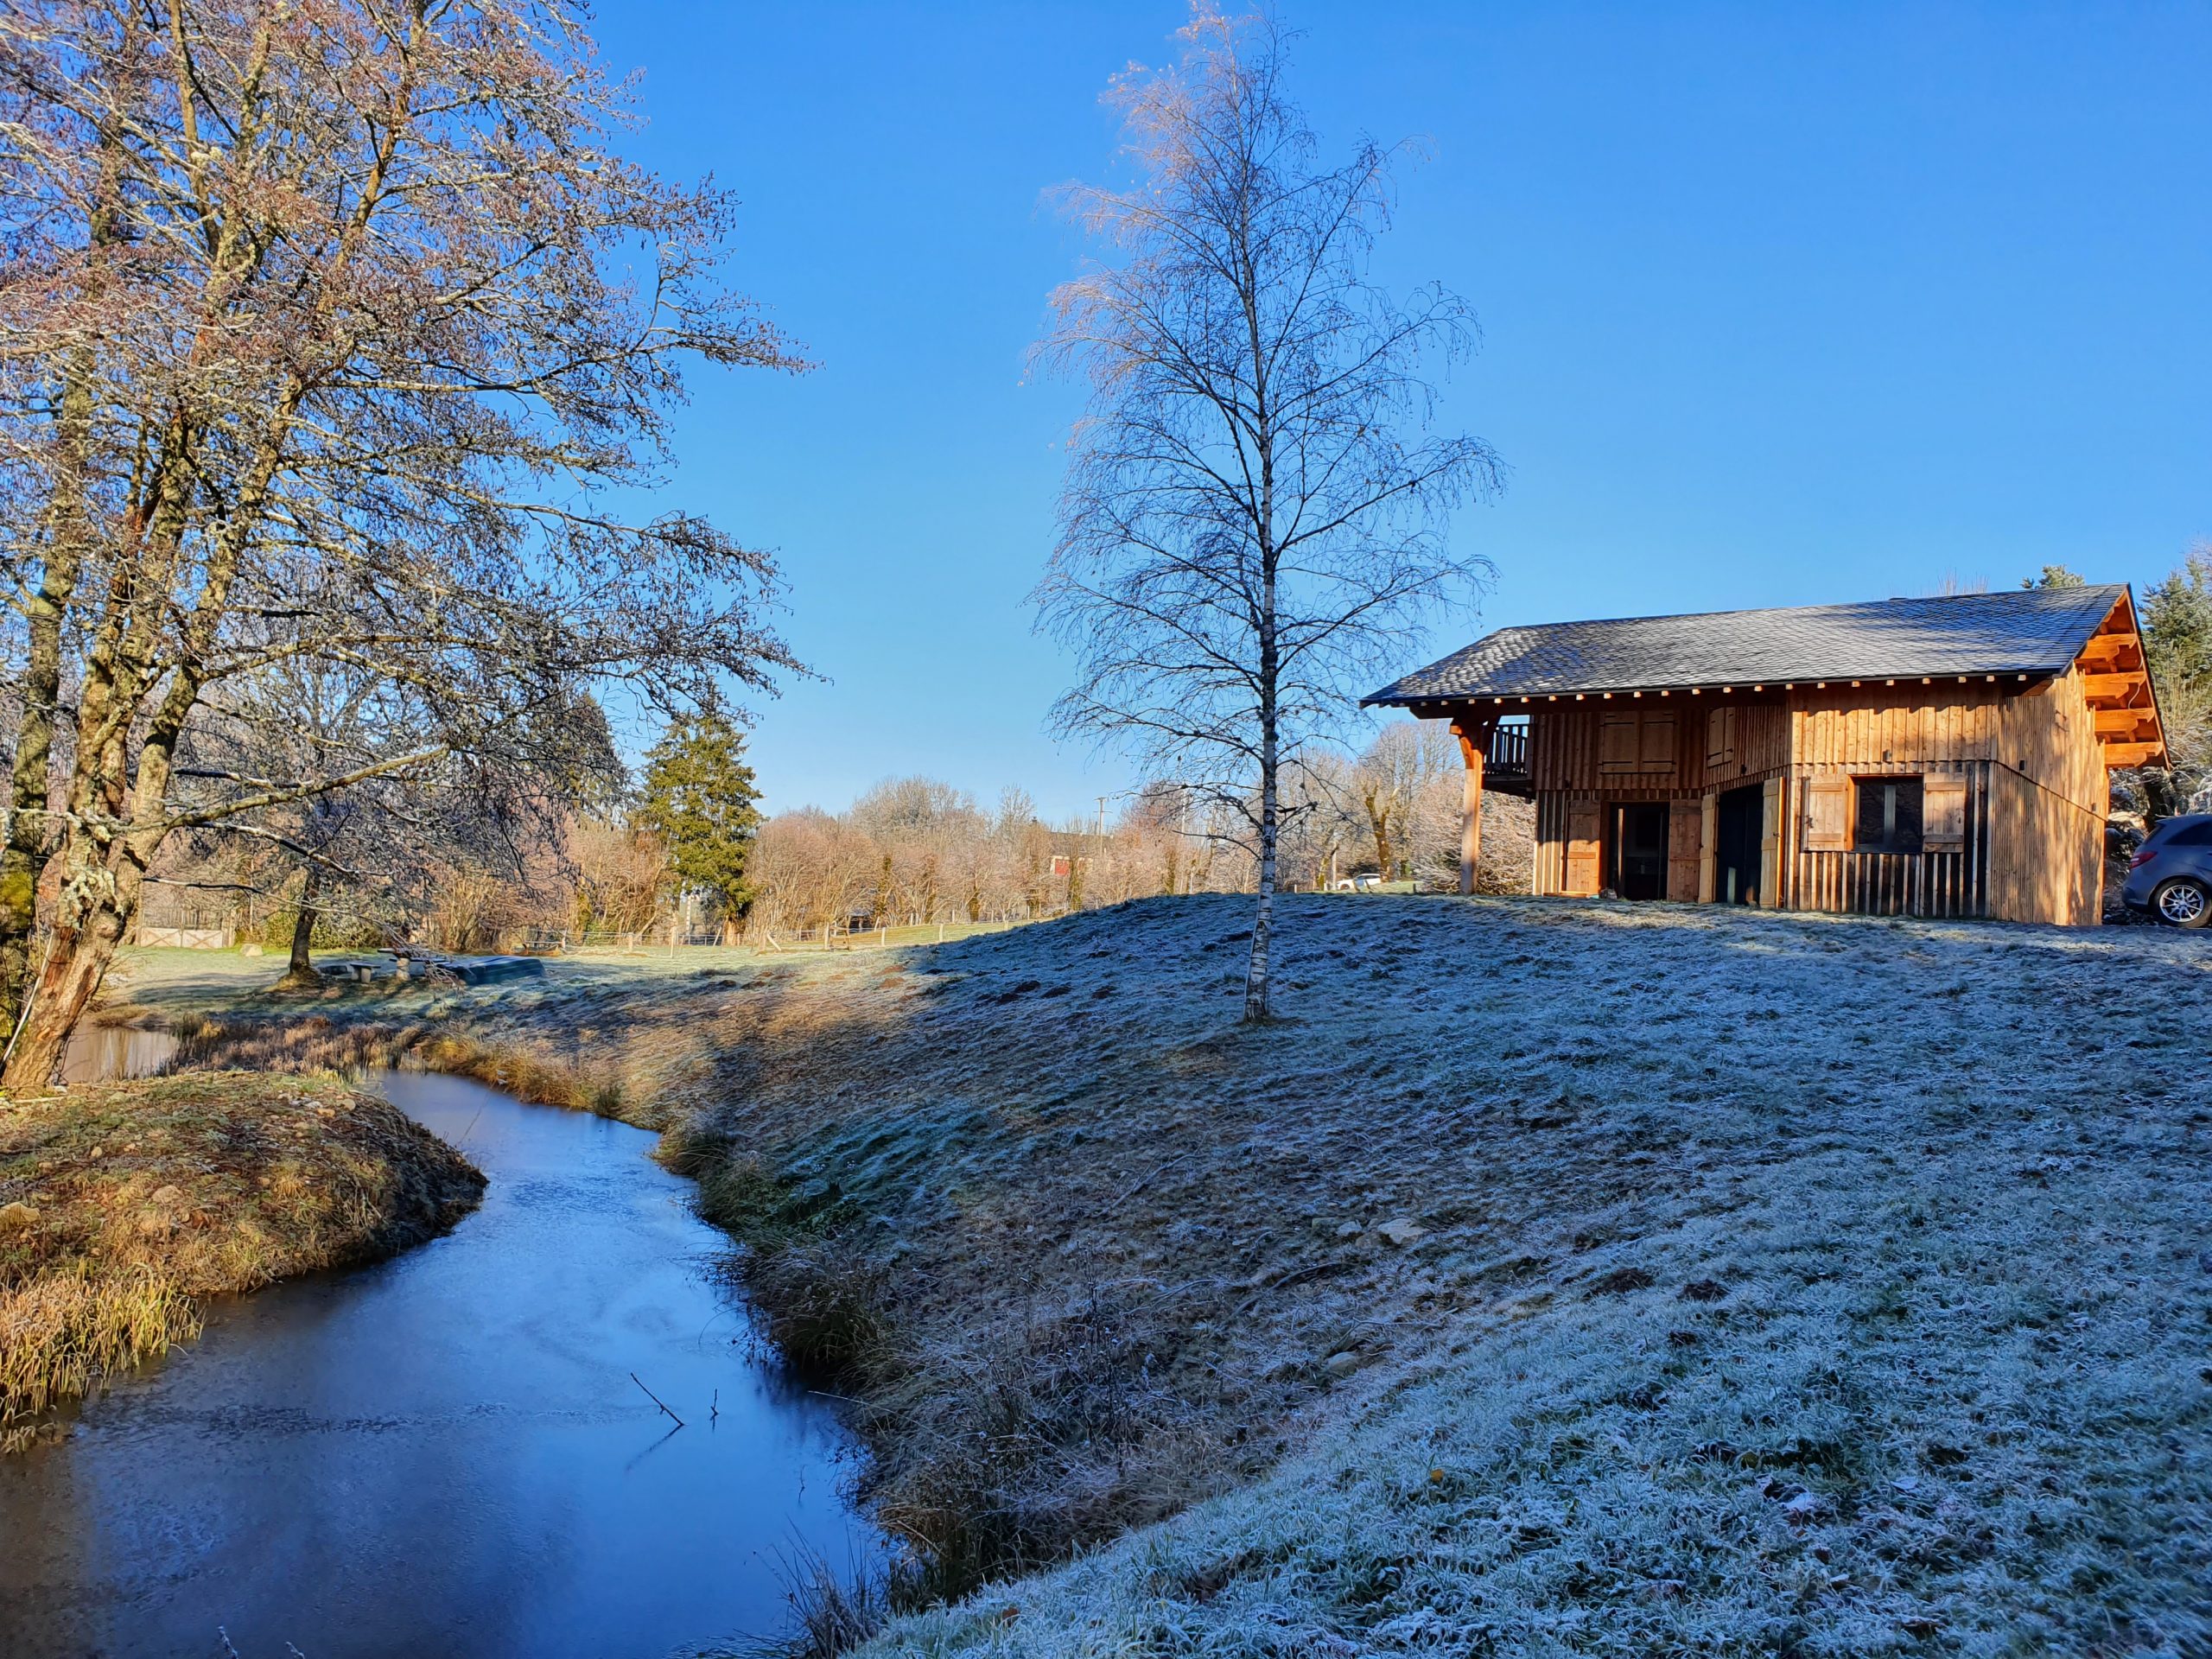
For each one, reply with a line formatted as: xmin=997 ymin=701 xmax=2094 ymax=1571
xmin=135 ymin=711 xmax=1529 ymax=961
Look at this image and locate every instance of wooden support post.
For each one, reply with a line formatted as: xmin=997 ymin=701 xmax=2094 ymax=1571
xmin=1452 ymin=719 xmax=1489 ymax=895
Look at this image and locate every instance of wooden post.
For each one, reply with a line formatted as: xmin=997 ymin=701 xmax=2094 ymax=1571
xmin=1452 ymin=718 xmax=1489 ymax=895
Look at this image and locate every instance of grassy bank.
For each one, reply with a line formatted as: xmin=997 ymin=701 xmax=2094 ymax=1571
xmin=112 ymin=899 xmax=2212 ymax=1653
xmin=0 ymin=1071 xmax=484 ymax=1448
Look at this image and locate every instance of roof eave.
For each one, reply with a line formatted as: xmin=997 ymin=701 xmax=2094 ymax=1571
xmin=1364 ymin=664 xmax=2076 ymax=708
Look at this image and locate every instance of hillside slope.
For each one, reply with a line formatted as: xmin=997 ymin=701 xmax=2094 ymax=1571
xmin=129 ymin=896 xmax=2211 ymax=1653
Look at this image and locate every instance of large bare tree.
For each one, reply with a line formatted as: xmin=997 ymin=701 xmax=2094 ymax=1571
xmin=1034 ymin=6 xmax=1498 ymax=1020
xmin=0 ymin=0 xmax=802 ymax=1090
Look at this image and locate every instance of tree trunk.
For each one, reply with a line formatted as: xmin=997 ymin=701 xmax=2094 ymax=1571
xmin=289 ymin=868 xmax=322 ymax=978
xmin=1 ymin=842 xmax=140 ymax=1093
xmin=0 ymin=378 xmax=99 ymax=1036
xmin=1244 ymin=746 xmax=1278 ymax=1020
xmin=1363 ymin=795 xmax=1392 ymax=884
xmin=2141 ymin=766 xmax=2179 ymax=832
xmin=1244 ymin=555 xmax=1279 ymax=1020
xmin=2 ymin=132 xmax=121 ymax=1037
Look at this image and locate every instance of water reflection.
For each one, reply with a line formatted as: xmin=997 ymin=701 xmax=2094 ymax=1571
xmin=58 ymin=1024 xmax=181 ymax=1085
xmin=0 ymin=1071 xmax=880 ymax=1658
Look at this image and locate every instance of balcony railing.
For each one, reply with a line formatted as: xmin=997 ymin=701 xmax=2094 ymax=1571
xmin=1483 ymin=717 xmax=1532 ymax=797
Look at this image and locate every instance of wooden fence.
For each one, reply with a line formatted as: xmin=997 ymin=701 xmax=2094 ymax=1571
xmin=133 ymin=925 xmax=235 ymax=949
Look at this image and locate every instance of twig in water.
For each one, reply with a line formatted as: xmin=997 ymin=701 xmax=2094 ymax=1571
xmin=710 ymin=1387 xmax=719 ymax=1423
xmin=218 ymin=1630 xmax=241 ymax=1659
xmin=629 ymin=1370 xmax=685 ymax=1427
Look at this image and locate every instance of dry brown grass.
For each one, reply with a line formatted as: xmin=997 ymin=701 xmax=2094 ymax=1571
xmin=0 ymin=1071 xmax=483 ymax=1446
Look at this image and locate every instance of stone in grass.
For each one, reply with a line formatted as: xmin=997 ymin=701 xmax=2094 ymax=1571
xmin=1376 ymin=1217 xmax=1427 ymax=1248
xmin=1324 ymin=1351 xmax=1361 ymax=1379
xmin=0 ymin=1201 xmax=40 ymax=1230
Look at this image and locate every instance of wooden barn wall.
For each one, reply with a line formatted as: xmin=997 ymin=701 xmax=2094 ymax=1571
xmin=1526 ymin=700 xmax=1783 ymax=898
xmin=1987 ymin=667 xmax=2107 ymax=925
xmin=1986 ymin=764 xmax=2105 ymax=925
xmin=1995 ymin=664 xmax=2108 ymax=819
xmin=1777 ymin=765 xmax=1993 ymax=919
xmin=1522 ymin=678 xmax=2108 ymax=921
xmin=1780 ymin=687 xmax=2000 ymax=919
xmin=1786 ymin=683 xmax=2005 ymax=767
xmin=1529 ymin=696 xmax=1784 ymax=793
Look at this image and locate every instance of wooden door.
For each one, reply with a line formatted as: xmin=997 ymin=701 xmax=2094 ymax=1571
xmin=1669 ymin=800 xmax=1703 ymax=900
xmin=1564 ymin=801 xmax=1602 ymax=895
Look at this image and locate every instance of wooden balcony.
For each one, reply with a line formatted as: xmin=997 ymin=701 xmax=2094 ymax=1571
xmin=1483 ymin=717 xmax=1533 ymax=798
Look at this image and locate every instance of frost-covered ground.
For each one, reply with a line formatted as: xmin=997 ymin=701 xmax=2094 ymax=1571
xmin=118 ymin=897 xmax=2212 ymax=1655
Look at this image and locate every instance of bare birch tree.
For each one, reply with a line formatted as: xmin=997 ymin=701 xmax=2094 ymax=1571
xmin=0 ymin=0 xmax=803 ymax=1089
xmin=1034 ymin=6 xmax=1498 ymax=1020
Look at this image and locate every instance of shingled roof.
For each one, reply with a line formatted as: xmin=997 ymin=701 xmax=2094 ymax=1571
xmin=1365 ymin=585 xmax=2128 ymax=705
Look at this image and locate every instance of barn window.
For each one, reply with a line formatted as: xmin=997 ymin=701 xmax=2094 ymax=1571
xmin=1853 ymin=776 xmax=1923 ymax=853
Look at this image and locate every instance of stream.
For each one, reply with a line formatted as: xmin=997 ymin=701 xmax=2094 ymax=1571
xmin=0 ymin=1065 xmax=880 ymax=1659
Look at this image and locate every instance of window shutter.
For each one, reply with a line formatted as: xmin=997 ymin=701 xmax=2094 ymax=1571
xmin=1803 ymin=778 xmax=1850 ymax=851
xmin=1924 ymin=776 xmax=1968 ymax=850
xmin=1638 ymin=713 xmax=1677 ymax=772
xmin=1564 ymin=801 xmax=1602 ymax=894
xmin=1598 ymin=714 xmax=1637 ymax=774
xmin=1705 ymin=704 xmax=1736 ymax=769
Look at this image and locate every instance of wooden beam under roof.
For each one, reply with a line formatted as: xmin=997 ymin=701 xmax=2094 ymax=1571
xmin=2094 ymin=709 xmax=2161 ymax=738
xmin=2076 ymin=589 xmax=2168 ymax=769
xmin=2081 ymin=671 xmax=2149 ymax=704
xmin=2102 ymin=741 xmax=2165 ymax=769
xmin=2076 ymin=632 xmax=2143 ymax=670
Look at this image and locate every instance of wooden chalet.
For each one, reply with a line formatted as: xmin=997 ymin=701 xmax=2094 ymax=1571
xmin=1365 ymin=585 xmax=2166 ymax=926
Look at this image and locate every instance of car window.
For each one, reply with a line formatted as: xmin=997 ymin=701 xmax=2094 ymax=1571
xmin=2166 ymin=819 xmax=2212 ymax=848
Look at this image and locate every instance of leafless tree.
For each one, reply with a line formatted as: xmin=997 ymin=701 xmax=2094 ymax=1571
xmin=1033 ymin=5 xmax=1498 ymax=1020
xmin=0 ymin=1 xmax=803 ymax=1087
xmin=565 ymin=817 xmax=671 ymax=938
xmin=181 ymin=648 xmax=618 ymax=976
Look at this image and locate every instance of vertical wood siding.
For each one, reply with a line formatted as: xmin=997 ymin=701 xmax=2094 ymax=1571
xmin=1516 ymin=674 xmax=2109 ymax=924
xmin=1778 ymin=764 xmax=1992 ymax=919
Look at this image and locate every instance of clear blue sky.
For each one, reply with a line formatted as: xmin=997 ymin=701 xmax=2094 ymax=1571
xmin=590 ymin=3 xmax=2210 ymax=823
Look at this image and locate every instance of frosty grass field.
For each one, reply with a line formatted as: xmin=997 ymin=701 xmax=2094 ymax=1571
xmin=118 ymin=894 xmax=2212 ymax=1656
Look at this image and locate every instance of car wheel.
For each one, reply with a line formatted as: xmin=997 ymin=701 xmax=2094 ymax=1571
xmin=2152 ymin=877 xmax=2210 ymax=929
